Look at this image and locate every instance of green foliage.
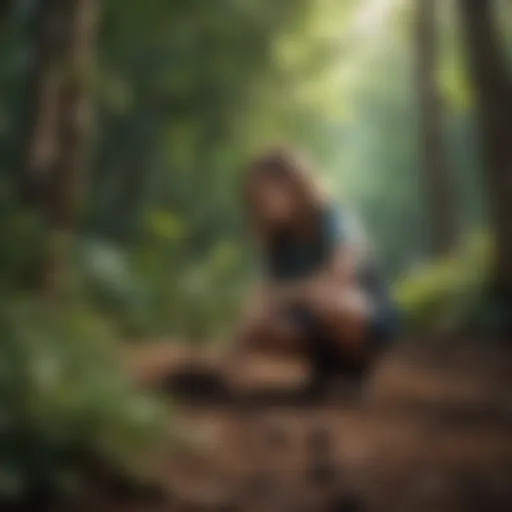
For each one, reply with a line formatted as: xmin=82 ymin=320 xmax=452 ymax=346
xmin=0 ymin=299 xmax=167 ymax=503
xmin=0 ymin=183 xmax=46 ymax=289
xmin=393 ymin=232 xmax=493 ymax=333
xmin=77 ymin=232 xmax=247 ymax=340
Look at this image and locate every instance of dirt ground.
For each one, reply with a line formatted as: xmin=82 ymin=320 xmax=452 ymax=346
xmin=92 ymin=338 xmax=512 ymax=511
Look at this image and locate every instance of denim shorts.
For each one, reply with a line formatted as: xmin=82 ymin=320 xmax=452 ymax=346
xmin=285 ymin=301 xmax=398 ymax=379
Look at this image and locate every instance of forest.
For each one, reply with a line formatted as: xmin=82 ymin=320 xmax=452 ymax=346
xmin=1 ymin=0 xmax=512 ymax=510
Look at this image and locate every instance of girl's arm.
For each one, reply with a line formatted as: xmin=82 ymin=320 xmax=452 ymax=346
xmin=272 ymin=244 xmax=358 ymax=305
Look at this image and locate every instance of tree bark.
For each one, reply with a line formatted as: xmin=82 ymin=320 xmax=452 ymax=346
xmin=48 ymin=0 xmax=98 ymax=231
xmin=416 ymin=0 xmax=458 ymax=255
xmin=23 ymin=0 xmax=68 ymax=207
xmin=45 ymin=0 xmax=99 ymax=296
xmin=458 ymin=0 xmax=512 ymax=305
xmin=23 ymin=0 xmax=99 ymax=296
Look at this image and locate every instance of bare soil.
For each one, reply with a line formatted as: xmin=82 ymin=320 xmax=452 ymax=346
xmin=87 ymin=339 xmax=512 ymax=511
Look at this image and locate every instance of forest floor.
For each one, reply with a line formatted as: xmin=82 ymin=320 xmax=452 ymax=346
xmin=89 ymin=338 xmax=512 ymax=512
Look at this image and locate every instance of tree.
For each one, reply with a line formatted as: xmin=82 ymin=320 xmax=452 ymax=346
xmin=416 ymin=0 xmax=458 ymax=255
xmin=458 ymin=0 xmax=512 ymax=312
xmin=23 ymin=0 xmax=67 ymax=209
xmin=23 ymin=0 xmax=99 ymax=295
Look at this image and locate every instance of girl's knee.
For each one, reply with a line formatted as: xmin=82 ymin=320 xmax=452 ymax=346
xmin=245 ymin=319 xmax=272 ymax=345
xmin=247 ymin=315 xmax=304 ymax=354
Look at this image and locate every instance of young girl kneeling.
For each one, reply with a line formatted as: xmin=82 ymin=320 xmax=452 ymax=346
xmin=236 ymin=148 xmax=399 ymax=395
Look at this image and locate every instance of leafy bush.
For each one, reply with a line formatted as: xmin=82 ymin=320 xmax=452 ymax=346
xmin=393 ymin=232 xmax=493 ymax=333
xmin=0 ymin=298 xmax=167 ymax=505
xmin=0 ymin=183 xmax=47 ymax=290
xmin=78 ymin=227 xmax=248 ymax=341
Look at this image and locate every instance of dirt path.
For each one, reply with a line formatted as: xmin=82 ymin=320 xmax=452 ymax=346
xmin=98 ymin=339 xmax=512 ymax=511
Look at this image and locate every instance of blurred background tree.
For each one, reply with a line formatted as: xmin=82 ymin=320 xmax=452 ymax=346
xmin=458 ymin=0 xmax=512 ymax=325
xmin=416 ymin=0 xmax=458 ymax=255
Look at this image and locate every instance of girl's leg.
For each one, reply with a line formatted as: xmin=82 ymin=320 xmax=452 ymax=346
xmin=234 ymin=304 xmax=306 ymax=356
xmin=306 ymin=285 xmax=374 ymax=365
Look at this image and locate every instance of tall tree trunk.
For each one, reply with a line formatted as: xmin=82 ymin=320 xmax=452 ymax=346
xmin=23 ymin=0 xmax=99 ymax=296
xmin=458 ymin=0 xmax=512 ymax=310
xmin=45 ymin=0 xmax=99 ymax=296
xmin=48 ymin=0 xmax=98 ymax=231
xmin=416 ymin=0 xmax=458 ymax=255
xmin=23 ymin=0 xmax=68 ymax=207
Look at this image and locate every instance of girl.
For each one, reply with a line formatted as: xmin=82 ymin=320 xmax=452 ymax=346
xmin=236 ymin=147 xmax=398 ymax=395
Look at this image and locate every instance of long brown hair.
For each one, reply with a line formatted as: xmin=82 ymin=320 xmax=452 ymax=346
xmin=243 ymin=147 xmax=326 ymax=246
